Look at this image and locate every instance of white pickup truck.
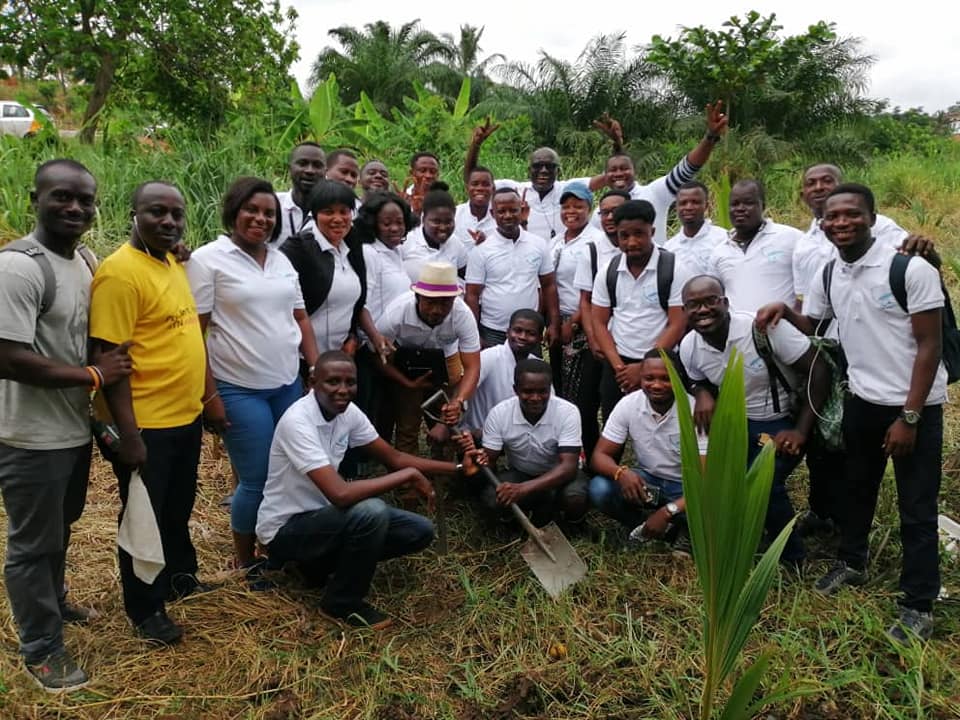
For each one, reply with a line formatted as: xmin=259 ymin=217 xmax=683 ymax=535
xmin=0 ymin=101 xmax=42 ymax=137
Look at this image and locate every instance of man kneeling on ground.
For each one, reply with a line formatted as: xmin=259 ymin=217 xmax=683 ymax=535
xmin=255 ymin=351 xmax=472 ymax=629
xmin=589 ymin=349 xmax=705 ymax=553
xmin=463 ymin=358 xmax=588 ymax=526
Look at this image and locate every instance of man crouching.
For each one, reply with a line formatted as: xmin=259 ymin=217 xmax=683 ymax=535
xmin=255 ymin=351 xmax=468 ymax=629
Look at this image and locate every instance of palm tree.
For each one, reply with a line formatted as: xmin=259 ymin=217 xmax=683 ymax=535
xmin=310 ymin=19 xmax=452 ymax=114
xmin=497 ymin=33 xmax=677 ymax=160
xmin=424 ymin=24 xmax=505 ymax=105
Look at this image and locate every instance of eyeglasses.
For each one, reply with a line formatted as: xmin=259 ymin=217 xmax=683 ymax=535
xmin=683 ymin=295 xmax=724 ymax=311
xmin=530 ymin=162 xmax=558 ymax=171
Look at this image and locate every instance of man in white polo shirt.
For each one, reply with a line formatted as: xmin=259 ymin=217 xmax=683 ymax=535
xmin=757 ymin=183 xmax=946 ymax=644
xmin=464 ymin=187 xmax=560 ymax=348
xmin=591 ymin=199 xmax=688 ymax=421
xmin=589 ymin=349 xmax=706 ymax=552
xmin=663 ymin=180 xmax=728 ymax=274
xmin=376 ymin=262 xmax=481 ymax=454
xmin=707 ymin=179 xmax=803 ymax=313
xmin=478 ymin=359 xmax=587 ymax=525
xmin=256 ymin=351 xmax=467 ymax=629
xmin=461 ymin=309 xmax=544 ymax=435
xmin=680 ymin=274 xmax=827 ymax=567
xmin=277 ymin=142 xmax=325 ymax=243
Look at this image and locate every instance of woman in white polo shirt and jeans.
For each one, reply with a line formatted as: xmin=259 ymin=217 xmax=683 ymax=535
xmin=187 ymin=177 xmax=321 ymax=570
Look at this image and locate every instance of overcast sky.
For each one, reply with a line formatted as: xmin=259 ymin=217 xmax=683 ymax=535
xmin=285 ymin=1 xmax=959 ymax=114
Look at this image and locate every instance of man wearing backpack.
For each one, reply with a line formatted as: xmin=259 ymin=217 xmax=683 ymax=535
xmin=0 ymin=160 xmax=132 ymax=691
xmin=680 ymin=274 xmax=827 ymax=568
xmin=756 ymin=183 xmax=948 ymax=644
xmin=590 ymin=199 xmax=688 ymax=421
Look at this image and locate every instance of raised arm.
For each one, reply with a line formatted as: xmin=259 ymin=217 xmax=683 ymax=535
xmin=464 ymin=118 xmax=500 ymax=186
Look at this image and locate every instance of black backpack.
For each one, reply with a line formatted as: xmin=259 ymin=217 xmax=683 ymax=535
xmin=601 ymin=248 xmax=676 ymax=312
xmin=822 ymin=254 xmax=960 ymax=383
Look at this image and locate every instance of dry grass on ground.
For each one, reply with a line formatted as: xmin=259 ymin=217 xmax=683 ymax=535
xmin=1 ymin=435 xmax=960 ymax=719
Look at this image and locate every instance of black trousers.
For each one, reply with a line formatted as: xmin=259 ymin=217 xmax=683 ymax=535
xmin=599 ymin=355 xmax=642 ymax=423
xmin=805 ymin=433 xmax=844 ymax=522
xmin=838 ymin=397 xmax=942 ymax=612
xmin=114 ymin=418 xmax=202 ymax=624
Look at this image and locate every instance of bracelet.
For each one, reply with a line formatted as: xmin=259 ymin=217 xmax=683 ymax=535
xmin=613 ymin=465 xmax=628 ymax=483
xmin=705 ymin=133 xmax=722 ymax=143
xmin=85 ymin=365 xmax=101 ymax=390
xmin=202 ymin=391 xmax=220 ymax=405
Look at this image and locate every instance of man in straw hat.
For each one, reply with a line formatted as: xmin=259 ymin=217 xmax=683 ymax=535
xmin=375 ymin=262 xmax=482 ymax=453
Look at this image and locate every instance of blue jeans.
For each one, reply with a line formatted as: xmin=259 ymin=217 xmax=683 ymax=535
xmin=747 ymin=417 xmax=805 ymax=563
xmin=589 ymin=468 xmax=683 ymax=529
xmin=267 ymin=498 xmax=434 ymax=611
xmin=218 ymin=378 xmax=303 ymax=534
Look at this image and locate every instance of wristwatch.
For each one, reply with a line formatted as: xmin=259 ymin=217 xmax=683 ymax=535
xmin=899 ymin=409 xmax=921 ymax=426
xmin=665 ymin=501 xmax=680 ymax=517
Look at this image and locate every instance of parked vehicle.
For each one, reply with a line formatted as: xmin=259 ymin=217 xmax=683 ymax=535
xmin=0 ymin=101 xmax=42 ymax=137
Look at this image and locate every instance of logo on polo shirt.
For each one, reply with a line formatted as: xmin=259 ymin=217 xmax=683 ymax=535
xmin=668 ymin=432 xmax=682 ymax=451
xmin=871 ymin=284 xmax=897 ymax=310
xmin=763 ymin=247 xmax=786 ymax=263
xmin=745 ymin=353 xmax=766 ymax=372
xmin=641 ymin=281 xmax=659 ymax=305
xmin=526 ymin=252 xmax=542 ymax=269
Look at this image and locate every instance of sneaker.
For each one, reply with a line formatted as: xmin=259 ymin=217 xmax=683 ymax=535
xmin=61 ymin=603 xmax=100 ymax=625
xmin=244 ymin=559 xmax=278 ymax=592
xmin=887 ymin=607 xmax=934 ymax=645
xmin=797 ymin=510 xmax=838 ymax=538
xmin=135 ymin=610 xmax=184 ymax=645
xmin=27 ymin=650 xmax=89 ymax=692
xmin=321 ymin=601 xmax=393 ymax=630
xmin=813 ymin=560 xmax=867 ymax=595
xmin=671 ymin=530 xmax=693 ymax=559
xmin=219 ymin=492 xmax=234 ymax=508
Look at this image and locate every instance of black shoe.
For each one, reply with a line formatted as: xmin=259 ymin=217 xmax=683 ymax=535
xmin=321 ymin=601 xmax=393 ymax=630
xmin=244 ymin=559 xmax=278 ymax=591
xmin=27 ymin=649 xmax=89 ymax=692
xmin=135 ymin=610 xmax=183 ymax=645
xmin=166 ymin=574 xmax=219 ymax=602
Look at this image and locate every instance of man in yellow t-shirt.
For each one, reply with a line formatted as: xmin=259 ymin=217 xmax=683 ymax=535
xmin=90 ymin=181 xmax=208 ymax=646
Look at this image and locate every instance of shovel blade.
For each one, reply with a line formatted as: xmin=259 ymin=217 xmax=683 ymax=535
xmin=519 ymin=523 xmax=587 ymax=598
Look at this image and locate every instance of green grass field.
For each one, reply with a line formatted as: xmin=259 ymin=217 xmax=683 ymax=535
xmin=1 ymin=135 xmax=959 ymax=719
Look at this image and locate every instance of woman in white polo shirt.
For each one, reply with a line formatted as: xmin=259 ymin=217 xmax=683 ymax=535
xmin=355 ymin=191 xmax=416 ymax=323
xmin=402 ymin=182 xmax=469 ymax=285
xmin=187 ymin=177 xmax=321 ymax=570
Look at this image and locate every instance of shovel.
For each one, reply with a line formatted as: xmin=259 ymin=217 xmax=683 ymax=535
xmin=421 ymin=390 xmax=587 ymax=598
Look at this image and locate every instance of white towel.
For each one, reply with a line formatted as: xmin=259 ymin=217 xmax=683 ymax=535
xmin=117 ymin=470 xmax=165 ymax=583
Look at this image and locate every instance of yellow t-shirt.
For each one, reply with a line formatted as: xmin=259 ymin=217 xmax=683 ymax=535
xmin=90 ymin=243 xmax=205 ymax=429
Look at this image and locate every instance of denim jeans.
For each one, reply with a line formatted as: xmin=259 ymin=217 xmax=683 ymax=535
xmin=218 ymin=378 xmax=303 ymax=534
xmin=589 ymin=468 xmax=683 ymax=529
xmin=113 ymin=418 xmax=202 ymax=624
xmin=267 ymin=498 xmax=434 ymax=612
xmin=0 ymin=442 xmax=90 ymax=663
xmin=838 ymin=397 xmax=942 ymax=612
xmin=747 ymin=417 xmax=805 ymax=563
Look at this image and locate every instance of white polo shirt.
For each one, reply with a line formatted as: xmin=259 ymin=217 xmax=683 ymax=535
xmin=804 ymin=240 xmax=947 ymax=406
xmin=664 ymin=219 xmax=728 ymax=276
xmin=256 ymin=393 xmax=379 ymax=544
xmin=591 ymin=246 xmax=685 ymax=360
xmin=679 ymin=311 xmax=811 ymax=421
xmin=464 ymin=228 xmax=553 ymax=332
xmin=793 ymin=214 xmax=907 ymax=301
xmin=453 ymin=202 xmax=496 ymax=247
xmin=573 ymin=236 xmax=621 ymax=294
xmin=603 ymin=390 xmax=707 ymax=483
xmin=553 ymin=225 xmax=607 ymax=316
xmin=363 ymin=240 xmax=410 ymax=322
xmin=186 ymin=236 xmax=304 ymax=389
xmin=277 ymin=191 xmax=316 ymax=246
xmin=588 ymin=176 xmax=678 ymax=247
xmin=483 ymin=395 xmax=582 ymax=476
xmin=707 ymin=221 xmax=802 ymax=313
xmin=463 ymin=341 xmax=535 ymax=431
xmin=310 ymin=235 xmax=362 ymax=352
xmin=401 ymin=226 xmax=469 ymax=285
xmin=376 ymin=294 xmax=480 ymax=357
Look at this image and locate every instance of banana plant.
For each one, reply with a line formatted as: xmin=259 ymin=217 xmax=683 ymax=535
xmin=279 ymin=74 xmax=378 ymax=153
xmin=663 ymin=350 xmax=796 ymax=720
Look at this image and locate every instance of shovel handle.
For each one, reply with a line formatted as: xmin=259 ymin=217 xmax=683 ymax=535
xmin=481 ymin=466 xmax=558 ymax=563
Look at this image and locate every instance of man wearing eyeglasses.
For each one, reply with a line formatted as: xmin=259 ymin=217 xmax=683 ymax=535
xmin=678 ymin=274 xmax=828 ymax=568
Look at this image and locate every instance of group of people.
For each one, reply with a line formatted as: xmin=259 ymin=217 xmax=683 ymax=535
xmin=0 ymin=101 xmax=950 ymax=692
